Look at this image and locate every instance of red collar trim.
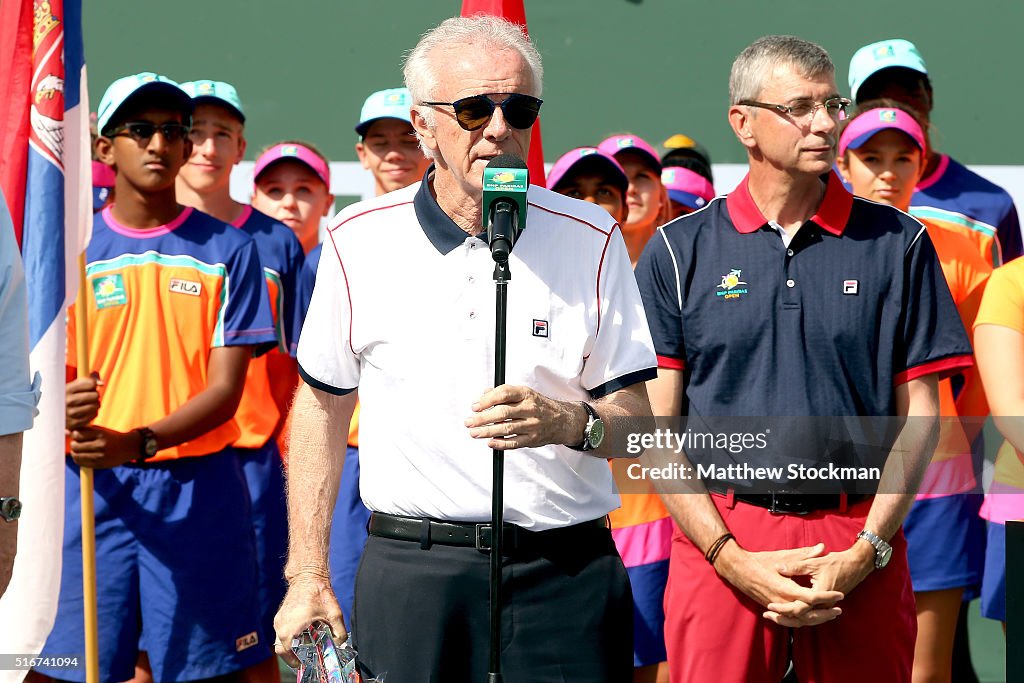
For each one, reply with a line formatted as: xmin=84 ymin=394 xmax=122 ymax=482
xmin=725 ymin=171 xmax=854 ymax=236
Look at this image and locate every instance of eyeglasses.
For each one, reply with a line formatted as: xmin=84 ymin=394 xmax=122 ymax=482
xmin=108 ymin=121 xmax=191 ymax=143
xmin=420 ymin=93 xmax=543 ymax=131
xmin=738 ymin=97 xmax=851 ymax=121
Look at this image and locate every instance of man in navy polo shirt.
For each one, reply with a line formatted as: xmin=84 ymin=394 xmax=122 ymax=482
xmin=635 ymin=35 xmax=971 ymax=683
xmin=274 ymin=15 xmax=656 ymax=683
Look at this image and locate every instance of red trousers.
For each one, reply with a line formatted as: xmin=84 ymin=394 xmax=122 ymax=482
xmin=664 ymin=495 xmax=916 ymax=683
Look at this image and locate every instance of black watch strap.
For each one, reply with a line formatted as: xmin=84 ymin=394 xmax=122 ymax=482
xmin=135 ymin=427 xmax=158 ymax=463
xmin=568 ymin=402 xmax=599 ymax=451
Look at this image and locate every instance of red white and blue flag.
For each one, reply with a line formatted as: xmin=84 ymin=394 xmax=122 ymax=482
xmin=0 ymin=0 xmax=91 ymax=671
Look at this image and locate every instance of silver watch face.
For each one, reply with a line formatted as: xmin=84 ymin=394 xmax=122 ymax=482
xmin=877 ymin=544 xmax=892 ymax=569
xmin=587 ymin=419 xmax=605 ymax=449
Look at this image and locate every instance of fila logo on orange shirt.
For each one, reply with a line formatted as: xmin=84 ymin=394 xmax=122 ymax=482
xmin=169 ymin=278 xmax=202 ymax=296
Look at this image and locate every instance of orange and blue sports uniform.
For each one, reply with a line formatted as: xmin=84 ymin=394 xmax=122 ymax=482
xmin=911 ymin=154 xmax=1022 ymax=267
xmin=38 ymin=206 xmax=277 ymax=683
xmin=230 ymin=205 xmax=307 ymax=646
xmin=902 ymin=219 xmax=990 ymax=596
xmin=303 ymin=242 xmax=368 ymax=627
xmin=608 ymin=489 xmax=672 ymax=666
xmin=973 ymin=258 xmax=1024 ymax=621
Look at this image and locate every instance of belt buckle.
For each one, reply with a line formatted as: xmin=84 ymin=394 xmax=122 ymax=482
xmin=475 ymin=523 xmax=491 ymax=550
xmin=768 ymin=492 xmax=809 ymax=516
xmin=474 ymin=523 xmax=519 ymax=552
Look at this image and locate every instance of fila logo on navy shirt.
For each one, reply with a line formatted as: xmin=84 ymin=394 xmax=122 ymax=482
xmin=533 ymin=319 xmax=549 ymax=337
xmin=843 ymin=280 xmax=859 ymax=295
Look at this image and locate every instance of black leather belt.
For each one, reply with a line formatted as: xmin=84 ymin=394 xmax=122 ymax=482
xmin=368 ymin=512 xmax=607 ymax=552
xmin=706 ymin=484 xmax=869 ymax=515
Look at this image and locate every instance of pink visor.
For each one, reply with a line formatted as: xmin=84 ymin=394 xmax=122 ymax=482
xmin=838 ymin=108 xmax=926 ymax=159
xmin=597 ymin=134 xmax=662 ymax=172
xmin=253 ymin=143 xmax=330 ymax=188
xmin=661 ymin=166 xmax=715 ymax=210
xmin=548 ymin=147 xmax=628 ymax=195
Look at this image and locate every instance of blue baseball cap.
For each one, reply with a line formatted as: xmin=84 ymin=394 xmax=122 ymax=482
xmin=96 ymin=72 xmax=193 ymax=134
xmin=355 ymin=87 xmax=413 ymax=136
xmin=180 ymin=80 xmax=245 ymax=122
xmin=848 ymin=39 xmax=928 ymax=102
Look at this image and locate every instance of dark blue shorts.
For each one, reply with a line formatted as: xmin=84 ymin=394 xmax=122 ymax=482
xmin=981 ymin=521 xmax=1006 ymax=622
xmin=38 ymin=453 xmax=267 ymax=683
xmin=627 ymin=560 xmax=668 ymax=667
xmin=903 ymin=493 xmax=985 ymax=596
xmin=329 ymin=446 xmax=370 ymax=625
xmin=239 ymin=440 xmax=289 ymax=646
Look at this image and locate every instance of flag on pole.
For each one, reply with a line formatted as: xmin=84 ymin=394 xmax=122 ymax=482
xmin=0 ymin=1 xmax=91 ymax=677
xmin=460 ymin=0 xmax=547 ymax=187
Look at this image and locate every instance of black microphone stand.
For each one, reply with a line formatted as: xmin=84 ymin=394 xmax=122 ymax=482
xmin=488 ymin=239 xmax=511 ymax=683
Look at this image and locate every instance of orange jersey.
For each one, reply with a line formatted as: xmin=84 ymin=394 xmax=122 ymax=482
xmin=230 ymin=207 xmax=306 ymax=449
xmin=923 ymin=219 xmax=990 ymax=473
xmin=974 ymin=256 xmax=1024 ymax=493
xmin=68 ymin=207 xmax=276 ymax=461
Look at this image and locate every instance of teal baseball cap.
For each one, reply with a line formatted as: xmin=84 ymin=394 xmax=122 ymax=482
xmin=96 ymin=72 xmax=193 ymax=135
xmin=355 ymin=87 xmax=413 ymax=136
xmin=181 ymin=80 xmax=245 ymax=122
xmin=848 ymin=39 xmax=928 ymax=102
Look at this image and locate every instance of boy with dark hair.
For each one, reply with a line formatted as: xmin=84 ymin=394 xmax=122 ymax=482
xmin=35 ymin=73 xmax=276 ymax=683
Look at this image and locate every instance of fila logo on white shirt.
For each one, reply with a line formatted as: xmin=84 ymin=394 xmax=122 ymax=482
xmin=533 ymin=319 xmax=549 ymax=337
xmin=169 ymin=278 xmax=202 ymax=296
xmin=843 ymin=280 xmax=859 ymax=295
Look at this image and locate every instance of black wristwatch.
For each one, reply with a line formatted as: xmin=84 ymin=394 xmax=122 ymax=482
xmin=0 ymin=497 xmax=22 ymax=522
xmin=569 ymin=402 xmax=605 ymax=451
xmin=134 ymin=427 xmax=159 ymax=463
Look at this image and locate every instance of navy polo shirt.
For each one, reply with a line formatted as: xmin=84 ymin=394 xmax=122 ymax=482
xmin=635 ymin=172 xmax=972 ymax=484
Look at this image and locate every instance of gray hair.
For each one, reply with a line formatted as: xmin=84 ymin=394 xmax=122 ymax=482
xmin=402 ymin=15 xmax=544 ymax=159
xmin=729 ymin=35 xmax=834 ymax=104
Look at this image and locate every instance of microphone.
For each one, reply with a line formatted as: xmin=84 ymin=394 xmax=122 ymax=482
xmin=482 ymin=154 xmax=529 ymax=262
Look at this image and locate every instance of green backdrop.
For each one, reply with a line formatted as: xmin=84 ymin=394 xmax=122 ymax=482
xmin=83 ymin=0 xmax=1022 ymax=166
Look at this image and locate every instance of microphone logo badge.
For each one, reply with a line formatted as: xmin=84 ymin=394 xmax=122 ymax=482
xmin=483 ymin=168 xmax=528 ymax=193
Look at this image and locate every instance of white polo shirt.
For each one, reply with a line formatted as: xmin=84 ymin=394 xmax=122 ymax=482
xmin=298 ymin=174 xmax=656 ymax=530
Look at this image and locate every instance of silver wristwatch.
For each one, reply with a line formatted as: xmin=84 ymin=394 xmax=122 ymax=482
xmin=857 ymin=529 xmax=892 ymax=569
xmin=0 ymin=497 xmax=22 ymax=523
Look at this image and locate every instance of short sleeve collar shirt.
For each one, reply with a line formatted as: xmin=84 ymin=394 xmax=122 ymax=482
xmin=298 ymin=173 xmax=656 ymax=529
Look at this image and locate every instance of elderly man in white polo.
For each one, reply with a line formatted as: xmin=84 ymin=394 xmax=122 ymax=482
xmin=273 ymin=14 xmax=657 ymax=683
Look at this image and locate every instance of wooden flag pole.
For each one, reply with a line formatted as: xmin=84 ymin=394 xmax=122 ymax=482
xmin=75 ymin=251 xmax=99 ymax=683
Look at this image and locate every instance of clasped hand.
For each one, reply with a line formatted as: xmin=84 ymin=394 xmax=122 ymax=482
xmin=719 ymin=540 xmax=874 ymax=627
xmin=66 ymin=373 xmax=139 ymax=468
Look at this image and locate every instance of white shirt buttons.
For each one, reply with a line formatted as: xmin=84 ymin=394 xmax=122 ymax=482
xmin=786 ymin=279 xmax=795 ymax=288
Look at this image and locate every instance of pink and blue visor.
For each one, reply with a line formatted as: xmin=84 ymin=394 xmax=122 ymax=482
xmin=838 ymin=107 xmax=926 ymax=159
xmin=661 ymin=166 xmax=715 ymax=211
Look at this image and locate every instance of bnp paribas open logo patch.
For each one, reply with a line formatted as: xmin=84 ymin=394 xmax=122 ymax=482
xmin=93 ymin=274 xmax=127 ymax=309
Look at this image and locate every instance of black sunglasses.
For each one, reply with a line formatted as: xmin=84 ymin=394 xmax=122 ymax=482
xmin=108 ymin=121 xmax=191 ymax=143
xmin=421 ymin=93 xmax=543 ymax=131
